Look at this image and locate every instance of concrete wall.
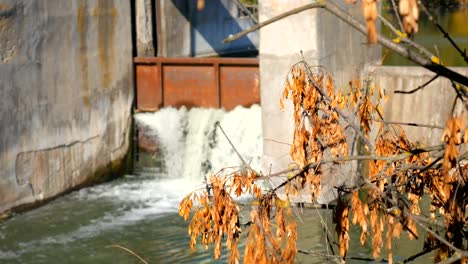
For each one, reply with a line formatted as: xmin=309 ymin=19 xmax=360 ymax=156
xmin=260 ymin=0 xmax=379 ymax=191
xmin=158 ymin=0 xmax=259 ymax=57
xmin=259 ymin=1 xmax=466 ymax=203
xmin=0 ymin=0 xmax=133 ymax=213
xmin=135 ymin=0 xmax=155 ymax=56
xmin=375 ymin=66 xmax=468 ymax=145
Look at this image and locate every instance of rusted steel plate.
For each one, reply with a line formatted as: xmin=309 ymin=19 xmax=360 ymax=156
xmin=136 ymin=65 xmax=162 ymax=111
xmin=134 ymin=57 xmax=260 ymax=111
xmin=220 ymin=66 xmax=260 ymax=110
xmin=163 ymin=65 xmax=219 ymax=108
xmin=134 ymin=57 xmax=258 ymax=66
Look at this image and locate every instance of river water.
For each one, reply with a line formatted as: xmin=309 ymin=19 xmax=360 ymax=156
xmin=0 ymin=105 xmax=434 ymax=263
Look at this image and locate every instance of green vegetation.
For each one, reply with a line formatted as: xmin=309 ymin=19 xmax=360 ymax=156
xmin=240 ymin=0 xmax=258 ymax=6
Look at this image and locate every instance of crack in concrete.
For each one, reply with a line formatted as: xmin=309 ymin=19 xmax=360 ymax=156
xmin=14 ymin=135 xmax=100 ymax=189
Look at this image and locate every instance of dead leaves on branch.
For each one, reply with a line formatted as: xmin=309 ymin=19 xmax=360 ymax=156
xmin=362 ymin=0 xmax=378 ymax=43
xmin=346 ymin=0 xmax=378 ymax=43
xmin=441 ymin=116 xmax=464 ymax=175
xmin=399 ymin=0 xmax=419 ymax=34
xmin=346 ymin=0 xmax=420 ymax=42
xmin=179 ymin=175 xmax=241 ymax=260
xmin=281 ymin=65 xmax=347 ymax=170
xmin=245 ymin=195 xmax=297 ymax=264
xmin=179 ymin=170 xmax=298 ymax=264
xmin=180 ymin=60 xmax=467 ymax=263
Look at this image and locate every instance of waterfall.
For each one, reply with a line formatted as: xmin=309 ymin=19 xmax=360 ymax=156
xmin=134 ymin=105 xmax=263 ymax=183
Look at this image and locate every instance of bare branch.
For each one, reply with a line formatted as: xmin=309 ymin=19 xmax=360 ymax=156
xmin=107 ymin=245 xmax=149 ymax=264
xmin=215 ymin=121 xmax=261 ymax=176
xmin=418 ymin=1 xmax=468 ymax=64
xmin=372 ymin=118 xmax=445 ymax=129
xmin=223 ymin=0 xmax=468 ymax=88
xmin=389 ymin=0 xmax=404 ymax=32
xmin=223 ymin=2 xmax=325 ymax=44
xmin=377 ymin=14 xmax=435 ymax=60
xmin=266 ymin=144 xmax=445 ymax=192
xmin=394 ymin=74 xmax=440 ymax=94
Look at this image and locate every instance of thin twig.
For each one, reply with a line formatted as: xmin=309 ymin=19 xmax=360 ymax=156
xmin=372 ymin=119 xmax=445 ymax=129
xmin=267 ymin=144 xmax=445 ymax=192
xmin=297 ymin=249 xmax=342 ymax=263
xmin=215 ymin=121 xmax=261 ymax=176
xmin=394 ymin=74 xmax=440 ymax=94
xmin=377 ymin=14 xmax=434 ymax=60
xmin=390 ymin=0 xmax=404 ymax=32
xmin=107 ymin=244 xmax=149 ymax=264
xmin=312 ymin=205 xmax=336 ymax=256
xmin=223 ymin=2 xmax=325 ymax=43
xmin=265 ymin=145 xmax=445 ymax=180
xmin=406 ymin=212 xmax=466 ymax=255
xmin=401 ymin=246 xmax=437 ymax=263
xmin=418 ymin=1 xmax=468 ymax=64
xmin=264 ymin=138 xmax=292 ymax=146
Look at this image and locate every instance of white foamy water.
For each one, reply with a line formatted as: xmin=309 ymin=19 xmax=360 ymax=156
xmin=134 ymin=105 xmax=263 ymax=181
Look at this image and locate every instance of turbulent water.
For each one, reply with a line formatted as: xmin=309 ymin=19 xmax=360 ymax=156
xmin=134 ymin=105 xmax=263 ymax=181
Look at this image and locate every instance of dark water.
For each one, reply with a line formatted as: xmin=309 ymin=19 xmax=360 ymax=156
xmin=0 ymin=172 xmax=433 ymax=263
xmin=0 ymin=174 xmax=222 ymax=264
xmin=382 ymin=6 xmax=468 ymax=66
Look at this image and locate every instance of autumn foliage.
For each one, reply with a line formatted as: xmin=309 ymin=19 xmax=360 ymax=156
xmin=179 ymin=1 xmax=467 ymax=263
xmin=179 ymin=57 xmax=467 ymax=263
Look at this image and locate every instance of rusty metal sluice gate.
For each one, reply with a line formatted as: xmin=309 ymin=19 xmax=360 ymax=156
xmin=134 ymin=57 xmax=260 ymax=112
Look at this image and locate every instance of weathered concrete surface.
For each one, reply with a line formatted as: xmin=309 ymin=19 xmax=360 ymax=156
xmin=0 ymin=0 xmax=133 ymax=213
xmin=260 ymin=0 xmax=380 ymax=200
xmin=135 ymin=0 xmax=155 ymax=56
xmin=375 ymin=66 xmax=468 ymax=145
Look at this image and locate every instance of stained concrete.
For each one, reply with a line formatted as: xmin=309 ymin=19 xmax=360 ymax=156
xmin=375 ymin=66 xmax=468 ymax=145
xmin=0 ymin=0 xmax=133 ymax=214
xmin=136 ymin=0 xmax=155 ymax=56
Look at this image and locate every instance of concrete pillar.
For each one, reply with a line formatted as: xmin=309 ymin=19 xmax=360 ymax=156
xmin=135 ymin=0 xmax=154 ymax=56
xmin=259 ymin=0 xmax=380 ymax=202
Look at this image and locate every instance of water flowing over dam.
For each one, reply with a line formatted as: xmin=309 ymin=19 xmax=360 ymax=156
xmin=134 ymin=105 xmax=263 ymax=182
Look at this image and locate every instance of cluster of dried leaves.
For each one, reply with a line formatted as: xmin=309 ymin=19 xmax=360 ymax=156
xmin=179 ymin=169 xmax=298 ymax=264
xmin=179 ymin=60 xmax=467 ymax=264
xmin=346 ymin=0 xmax=419 ymax=43
xmin=281 ymin=62 xmax=467 ymax=263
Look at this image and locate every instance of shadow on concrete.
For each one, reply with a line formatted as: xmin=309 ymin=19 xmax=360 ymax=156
xmin=171 ymin=0 xmax=258 ymax=57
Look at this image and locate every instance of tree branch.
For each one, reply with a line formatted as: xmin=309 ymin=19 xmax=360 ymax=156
xmin=223 ymin=0 xmax=468 ymax=88
xmin=372 ymin=118 xmax=445 ymax=129
xmin=223 ymin=2 xmax=325 ymax=44
xmin=300 ymin=59 xmax=374 ymax=151
xmin=377 ymin=14 xmax=435 ymax=60
xmin=394 ymin=74 xmax=440 ymax=94
xmin=418 ymin=1 xmax=468 ymax=64
xmin=266 ymin=144 xmax=445 ymax=192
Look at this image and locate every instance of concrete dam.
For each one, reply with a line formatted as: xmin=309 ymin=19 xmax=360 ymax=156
xmin=1 ymin=0 xmax=466 ymax=215
xmin=0 ymin=0 xmax=260 ymax=214
xmin=0 ymin=0 xmax=467 ymax=263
